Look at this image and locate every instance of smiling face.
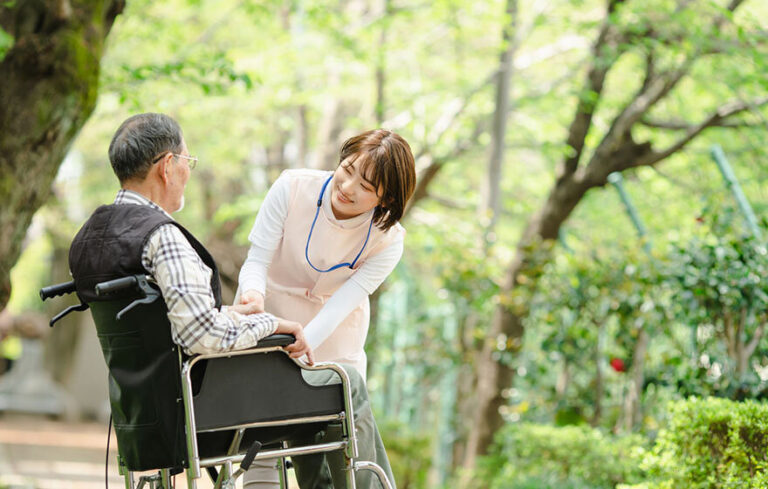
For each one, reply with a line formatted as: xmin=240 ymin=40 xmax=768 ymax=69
xmin=330 ymin=156 xmax=383 ymax=220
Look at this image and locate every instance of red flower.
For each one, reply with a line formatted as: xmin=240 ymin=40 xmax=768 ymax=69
xmin=610 ymin=357 xmax=626 ymax=373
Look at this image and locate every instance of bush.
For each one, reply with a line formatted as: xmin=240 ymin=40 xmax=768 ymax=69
xmin=379 ymin=420 xmax=432 ymax=489
xmin=639 ymin=397 xmax=768 ymax=489
xmin=477 ymin=423 xmax=647 ymax=489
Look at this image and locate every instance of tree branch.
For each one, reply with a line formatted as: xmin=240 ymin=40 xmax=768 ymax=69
xmin=586 ymin=0 xmax=750 ymax=177
xmin=405 ymin=118 xmax=486 ymax=218
xmin=640 ymin=118 xmax=758 ymax=130
xmin=559 ymin=0 xmax=626 ymax=180
xmin=633 ymin=96 xmax=768 ymax=168
xmin=590 ymin=61 xmax=691 ymax=167
xmin=421 ymin=70 xmax=496 ymax=154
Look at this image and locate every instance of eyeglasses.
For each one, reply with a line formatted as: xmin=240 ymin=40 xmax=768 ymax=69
xmin=151 ymin=152 xmax=198 ymax=170
xmin=173 ymin=153 xmax=198 ymax=170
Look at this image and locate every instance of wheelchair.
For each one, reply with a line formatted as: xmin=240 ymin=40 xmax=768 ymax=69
xmin=40 ymin=274 xmax=393 ymax=489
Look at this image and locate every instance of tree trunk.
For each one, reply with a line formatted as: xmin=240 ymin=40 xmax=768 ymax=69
xmin=464 ymin=174 xmax=592 ymax=467
xmin=735 ymin=307 xmax=746 ymax=378
xmin=555 ymin=357 xmax=570 ymax=399
xmin=451 ymin=310 xmax=480 ymax=471
xmin=482 ymin=0 xmax=518 ymax=242
xmin=0 ymin=0 xmax=124 ymax=309
xmin=592 ymin=320 xmax=605 ymax=426
xmin=312 ymin=69 xmax=344 ymax=171
xmin=374 ymin=0 xmax=389 ymax=126
xmin=201 ymin=172 xmax=249 ymax=304
xmin=43 ymin=228 xmax=82 ymax=384
xmin=621 ymin=328 xmax=648 ymax=432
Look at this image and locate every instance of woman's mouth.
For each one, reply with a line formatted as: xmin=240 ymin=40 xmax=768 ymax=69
xmin=336 ymin=188 xmax=353 ymax=204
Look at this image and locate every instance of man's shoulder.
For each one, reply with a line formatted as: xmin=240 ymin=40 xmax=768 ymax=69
xmin=94 ymin=202 xmax=171 ymax=221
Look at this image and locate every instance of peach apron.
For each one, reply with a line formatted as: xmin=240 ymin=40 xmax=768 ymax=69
xmin=264 ymin=170 xmax=402 ymax=378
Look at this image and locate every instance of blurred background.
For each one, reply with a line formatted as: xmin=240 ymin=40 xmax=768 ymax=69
xmin=1 ymin=0 xmax=768 ymax=487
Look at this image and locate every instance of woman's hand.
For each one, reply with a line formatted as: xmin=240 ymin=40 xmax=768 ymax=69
xmin=275 ymin=317 xmax=315 ymax=365
xmin=227 ymin=301 xmax=265 ymax=316
xmin=239 ymin=289 xmax=265 ymax=313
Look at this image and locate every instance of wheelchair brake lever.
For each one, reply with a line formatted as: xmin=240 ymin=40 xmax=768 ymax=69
xmin=116 ymin=293 xmax=159 ymax=320
xmin=49 ymin=302 xmax=89 ymax=327
xmin=218 ymin=441 xmax=262 ymax=489
xmin=115 ymin=275 xmax=161 ymax=320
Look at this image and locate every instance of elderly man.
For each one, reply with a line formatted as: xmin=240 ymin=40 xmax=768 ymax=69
xmin=68 ymin=113 xmax=395 ymax=489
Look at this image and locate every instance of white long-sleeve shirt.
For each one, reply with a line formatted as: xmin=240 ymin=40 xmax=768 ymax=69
xmin=238 ymin=171 xmax=403 ymax=349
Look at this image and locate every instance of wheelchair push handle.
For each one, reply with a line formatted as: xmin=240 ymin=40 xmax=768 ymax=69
xmin=39 ymin=281 xmax=88 ymax=327
xmin=39 ymin=281 xmax=76 ymax=301
xmin=95 ymin=276 xmax=140 ymax=296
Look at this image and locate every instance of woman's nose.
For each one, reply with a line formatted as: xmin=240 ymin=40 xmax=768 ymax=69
xmin=341 ymin=177 xmax=355 ymax=193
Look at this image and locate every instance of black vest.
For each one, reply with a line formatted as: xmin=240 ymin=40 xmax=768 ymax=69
xmin=68 ymin=203 xmax=221 ymax=471
xmin=69 ymin=203 xmax=222 ymax=306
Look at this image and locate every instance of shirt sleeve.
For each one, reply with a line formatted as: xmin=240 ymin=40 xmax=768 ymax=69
xmin=347 ymin=236 xmax=404 ymax=294
xmin=143 ymin=223 xmax=278 ymax=355
xmin=238 ymin=172 xmax=292 ymax=296
xmin=303 ymin=237 xmax=404 ymax=349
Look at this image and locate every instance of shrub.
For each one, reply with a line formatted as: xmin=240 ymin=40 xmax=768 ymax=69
xmin=639 ymin=397 xmax=768 ymax=489
xmin=379 ymin=420 xmax=432 ymax=489
xmin=477 ymin=423 xmax=647 ymax=489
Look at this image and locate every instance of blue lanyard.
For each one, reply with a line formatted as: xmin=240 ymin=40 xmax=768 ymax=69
xmin=305 ymin=175 xmax=375 ymax=273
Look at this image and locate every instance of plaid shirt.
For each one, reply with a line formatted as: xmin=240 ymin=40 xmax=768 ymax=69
xmin=114 ymin=190 xmax=277 ymax=354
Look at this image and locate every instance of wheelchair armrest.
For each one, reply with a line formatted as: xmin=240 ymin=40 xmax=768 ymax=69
xmin=254 ymin=334 xmax=296 ymax=348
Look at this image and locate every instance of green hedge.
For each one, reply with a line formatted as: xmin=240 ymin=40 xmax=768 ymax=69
xmin=634 ymin=397 xmax=768 ymax=489
xmin=476 ymin=398 xmax=768 ymax=489
xmin=477 ymin=423 xmax=646 ymax=489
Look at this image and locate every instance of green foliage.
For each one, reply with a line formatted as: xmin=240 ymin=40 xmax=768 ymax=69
xmin=8 ymin=0 xmax=768 ymax=484
xmin=478 ymin=399 xmax=768 ymax=489
xmin=379 ymin=420 xmax=432 ymax=489
xmin=477 ymin=423 xmax=647 ymax=489
xmin=7 ymin=235 xmax=53 ymax=314
xmin=639 ymin=397 xmax=768 ymax=489
xmin=0 ymin=27 xmax=12 ymax=60
xmin=663 ymin=207 xmax=768 ymax=394
xmin=668 ymin=211 xmax=768 ymax=323
xmin=519 ymin=245 xmax=673 ymax=424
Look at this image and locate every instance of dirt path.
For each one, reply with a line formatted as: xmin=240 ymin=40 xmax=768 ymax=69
xmin=0 ymin=414 xmax=217 ymax=489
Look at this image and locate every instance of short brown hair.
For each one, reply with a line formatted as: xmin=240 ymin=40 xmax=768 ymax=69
xmin=338 ymin=129 xmax=416 ymax=231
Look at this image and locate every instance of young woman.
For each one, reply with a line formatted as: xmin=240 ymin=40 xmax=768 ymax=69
xmin=237 ymin=129 xmax=416 ymax=379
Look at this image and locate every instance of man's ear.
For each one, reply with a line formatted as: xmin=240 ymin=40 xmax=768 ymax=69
xmin=158 ymin=153 xmax=172 ymax=185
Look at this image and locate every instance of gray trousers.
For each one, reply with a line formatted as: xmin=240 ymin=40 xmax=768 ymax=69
xmin=243 ymin=364 xmax=395 ymax=489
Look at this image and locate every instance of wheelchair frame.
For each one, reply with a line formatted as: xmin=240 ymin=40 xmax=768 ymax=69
xmin=40 ymin=276 xmax=394 ymax=489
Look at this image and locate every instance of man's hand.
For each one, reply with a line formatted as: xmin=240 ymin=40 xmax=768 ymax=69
xmin=238 ymin=289 xmax=265 ymax=313
xmin=275 ymin=318 xmax=315 ymax=365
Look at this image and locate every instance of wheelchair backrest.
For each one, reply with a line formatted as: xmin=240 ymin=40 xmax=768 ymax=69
xmin=89 ymin=295 xmax=187 ymax=472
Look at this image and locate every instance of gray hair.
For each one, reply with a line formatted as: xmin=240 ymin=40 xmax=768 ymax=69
xmin=108 ymin=113 xmax=184 ymax=183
